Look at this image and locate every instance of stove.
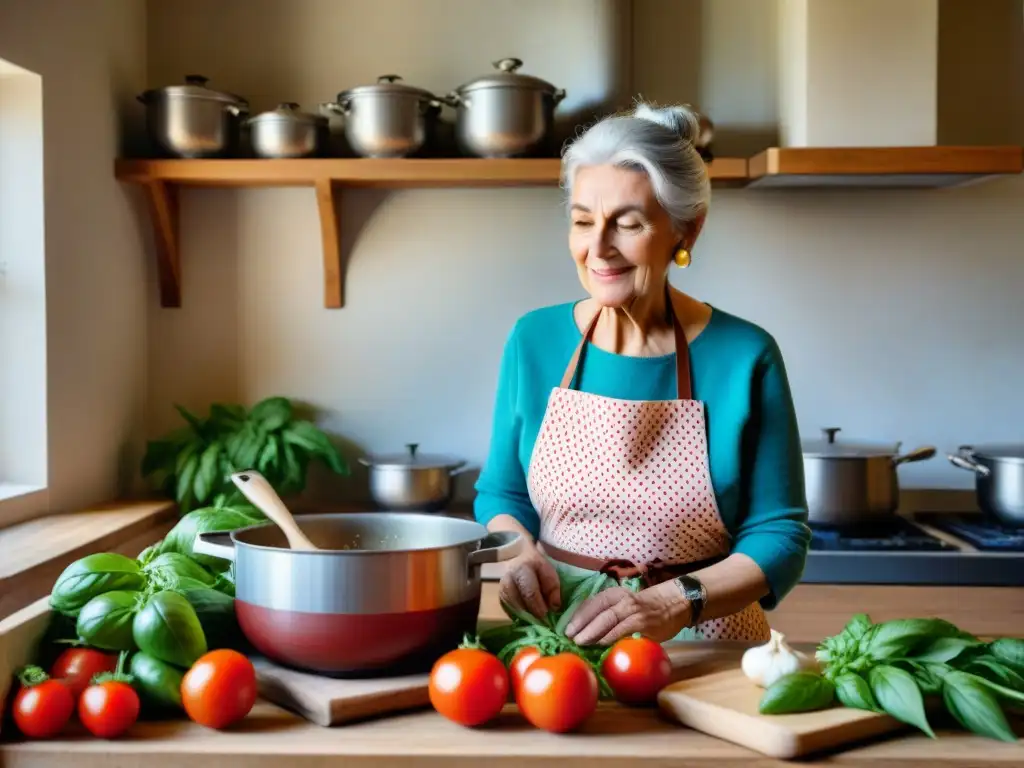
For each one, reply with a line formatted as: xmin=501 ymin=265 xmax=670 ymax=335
xmin=797 ymin=512 xmax=1024 ymax=587
xmin=919 ymin=514 xmax=1024 ymax=552
xmin=809 ymin=517 xmax=956 ymax=553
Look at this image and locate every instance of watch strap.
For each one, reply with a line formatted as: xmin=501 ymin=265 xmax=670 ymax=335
xmin=674 ymin=575 xmax=707 ymax=626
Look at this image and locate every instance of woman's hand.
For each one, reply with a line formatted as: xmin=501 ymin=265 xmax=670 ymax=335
xmin=563 ymin=582 xmax=692 ymax=646
xmin=498 ymin=544 xmax=562 ymax=620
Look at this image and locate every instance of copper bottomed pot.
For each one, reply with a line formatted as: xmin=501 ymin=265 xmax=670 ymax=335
xmin=194 ymin=513 xmax=521 ymax=677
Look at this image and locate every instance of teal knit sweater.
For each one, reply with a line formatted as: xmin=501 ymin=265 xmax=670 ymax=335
xmin=473 ymin=301 xmax=811 ymax=609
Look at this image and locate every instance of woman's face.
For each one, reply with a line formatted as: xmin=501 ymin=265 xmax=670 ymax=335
xmin=569 ymin=164 xmax=702 ymax=308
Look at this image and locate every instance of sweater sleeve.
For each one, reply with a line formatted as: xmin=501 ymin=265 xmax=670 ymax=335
xmin=730 ymin=340 xmax=812 ymax=610
xmin=473 ymin=323 xmax=541 ymax=539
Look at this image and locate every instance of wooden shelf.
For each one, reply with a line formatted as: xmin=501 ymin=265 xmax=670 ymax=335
xmin=747 ymin=146 xmax=1024 ymax=189
xmin=114 ymin=157 xmax=748 ymax=309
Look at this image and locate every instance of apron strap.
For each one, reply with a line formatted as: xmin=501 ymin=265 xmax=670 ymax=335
xmin=539 ymin=540 xmax=723 ymax=589
xmin=558 ymin=285 xmax=693 ymax=400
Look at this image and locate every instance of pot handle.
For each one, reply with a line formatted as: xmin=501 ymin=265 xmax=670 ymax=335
xmin=552 ymin=87 xmax=567 ymax=106
xmin=319 ymin=101 xmax=351 ymax=117
xmin=947 ymin=445 xmax=991 ymax=477
xmin=443 ymin=91 xmax=468 ymax=109
xmin=893 ymin=445 xmax=937 ymax=466
xmin=193 ymin=531 xmax=236 ymax=562
xmin=468 ymin=531 xmax=523 ymax=567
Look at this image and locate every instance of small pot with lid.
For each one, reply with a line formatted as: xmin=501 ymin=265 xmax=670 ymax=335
xmin=320 ymin=75 xmax=441 ymax=158
xmin=360 ymin=443 xmax=472 ymax=512
xmin=137 ymin=74 xmax=249 ymax=158
xmin=246 ymin=102 xmax=328 ymax=158
xmin=802 ymin=427 xmax=936 ymax=525
xmin=444 ymin=57 xmax=566 ymax=158
xmin=948 ymin=444 xmax=1024 ymax=527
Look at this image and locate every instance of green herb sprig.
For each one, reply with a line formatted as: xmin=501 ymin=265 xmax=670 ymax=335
xmin=757 ymin=613 xmax=1024 ymax=743
xmin=141 ymin=396 xmax=349 ymax=514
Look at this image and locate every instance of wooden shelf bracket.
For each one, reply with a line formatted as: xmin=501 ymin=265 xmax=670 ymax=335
xmin=315 ymin=179 xmax=343 ymax=309
xmin=141 ymin=180 xmax=181 ymax=308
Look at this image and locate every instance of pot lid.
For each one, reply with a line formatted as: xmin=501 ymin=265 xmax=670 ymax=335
xmin=801 ymin=427 xmax=902 ymax=458
xmin=338 ymin=74 xmax=436 ymax=101
xmin=455 ymin=57 xmax=559 ymax=94
xmin=362 ymin=443 xmax=466 ymax=470
xmin=141 ymin=74 xmax=248 ymax=105
xmin=249 ymin=102 xmax=327 ymax=126
xmin=961 ymin=443 xmax=1024 ymax=462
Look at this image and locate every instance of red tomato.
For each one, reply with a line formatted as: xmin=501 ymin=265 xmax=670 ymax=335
xmin=517 ymin=653 xmax=598 ymax=733
xmin=78 ymin=680 xmax=140 ymax=738
xmin=601 ymin=635 xmax=672 ymax=705
xmin=181 ymin=649 xmax=257 ymax=730
xmin=509 ymin=646 xmax=541 ymax=692
xmin=429 ymin=648 xmax=509 ymax=727
xmin=12 ymin=678 xmax=75 ymax=739
xmin=50 ymin=648 xmax=118 ymax=700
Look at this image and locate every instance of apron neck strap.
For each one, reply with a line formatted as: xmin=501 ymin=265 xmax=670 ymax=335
xmin=559 ymin=286 xmax=693 ymax=400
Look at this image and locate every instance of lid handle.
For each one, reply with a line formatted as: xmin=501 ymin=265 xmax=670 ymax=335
xmin=822 ymin=427 xmax=840 ymax=444
xmin=406 ymin=442 xmax=419 ymax=459
xmin=378 ymin=74 xmax=404 ymax=83
xmin=185 ymin=74 xmax=210 ymax=86
xmin=493 ymin=57 xmax=523 ymax=73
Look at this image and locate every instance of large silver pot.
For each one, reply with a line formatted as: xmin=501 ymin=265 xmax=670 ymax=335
xmin=444 ymin=57 xmax=566 ymax=158
xmin=193 ymin=513 xmax=520 ymax=676
xmin=320 ymin=75 xmax=441 ymax=158
xmin=246 ymin=102 xmax=328 ymax=158
xmin=137 ymin=74 xmax=249 ymax=158
xmin=359 ymin=443 xmax=471 ymax=512
xmin=802 ymin=427 xmax=936 ymax=525
xmin=948 ymin=444 xmax=1024 ymax=527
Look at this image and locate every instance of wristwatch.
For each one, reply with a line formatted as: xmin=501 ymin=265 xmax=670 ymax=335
xmin=673 ymin=575 xmax=707 ymax=626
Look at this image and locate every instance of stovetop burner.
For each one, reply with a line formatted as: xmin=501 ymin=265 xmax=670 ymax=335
xmin=919 ymin=514 xmax=1024 ymax=552
xmin=809 ymin=517 xmax=957 ymax=552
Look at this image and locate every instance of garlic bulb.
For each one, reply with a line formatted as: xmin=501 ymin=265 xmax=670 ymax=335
xmin=741 ymin=629 xmax=819 ymax=688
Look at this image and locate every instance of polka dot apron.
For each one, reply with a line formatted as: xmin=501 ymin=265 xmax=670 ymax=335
xmin=525 ymin=296 xmax=771 ymax=643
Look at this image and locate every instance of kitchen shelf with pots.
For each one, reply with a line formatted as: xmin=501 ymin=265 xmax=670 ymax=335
xmin=113 ymin=155 xmax=750 ymax=310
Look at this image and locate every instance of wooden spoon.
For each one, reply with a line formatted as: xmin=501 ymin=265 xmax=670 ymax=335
xmin=229 ymin=470 xmax=318 ymax=551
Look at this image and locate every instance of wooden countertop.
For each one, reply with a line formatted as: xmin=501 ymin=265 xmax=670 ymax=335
xmin=3 ymin=587 xmax=1023 ymax=767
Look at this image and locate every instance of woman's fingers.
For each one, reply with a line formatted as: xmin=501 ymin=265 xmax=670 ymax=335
xmin=512 ymin=563 xmax=549 ymax=619
xmin=537 ymin=560 xmax=562 ymax=611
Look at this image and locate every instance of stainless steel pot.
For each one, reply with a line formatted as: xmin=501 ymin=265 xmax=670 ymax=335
xmin=948 ymin=444 xmax=1024 ymax=527
xmin=137 ymin=74 xmax=249 ymax=158
xmin=444 ymin=57 xmax=566 ymax=158
xmin=193 ymin=513 xmax=521 ymax=676
xmin=320 ymin=75 xmax=441 ymax=158
xmin=359 ymin=443 xmax=471 ymax=512
xmin=802 ymin=427 xmax=936 ymax=525
xmin=246 ymin=102 xmax=328 ymax=158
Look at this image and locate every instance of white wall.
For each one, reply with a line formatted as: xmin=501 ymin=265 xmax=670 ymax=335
xmin=0 ymin=0 xmax=149 ymax=522
xmin=143 ymin=0 xmax=1024 ymax=511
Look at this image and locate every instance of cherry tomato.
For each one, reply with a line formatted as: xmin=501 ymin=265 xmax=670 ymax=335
xmin=181 ymin=649 xmax=257 ymax=730
xmin=601 ymin=635 xmax=672 ymax=705
xmin=50 ymin=648 xmax=118 ymax=700
xmin=429 ymin=648 xmax=509 ymax=727
xmin=517 ymin=652 xmax=598 ymax=733
xmin=78 ymin=680 xmax=140 ymax=738
xmin=509 ymin=646 xmax=541 ymax=693
xmin=12 ymin=677 xmax=75 ymax=739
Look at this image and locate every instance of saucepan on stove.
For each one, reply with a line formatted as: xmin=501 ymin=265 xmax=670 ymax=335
xmin=193 ymin=512 xmax=521 ymax=676
xmin=802 ymin=427 xmax=936 ymax=526
xmin=948 ymin=444 xmax=1024 ymax=527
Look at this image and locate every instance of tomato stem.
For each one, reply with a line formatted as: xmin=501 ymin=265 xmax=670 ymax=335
xmin=16 ymin=664 xmax=51 ymax=687
xmin=91 ymin=650 xmax=134 ymax=686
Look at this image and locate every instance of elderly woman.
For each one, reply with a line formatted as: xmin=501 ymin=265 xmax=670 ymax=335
xmin=473 ymin=103 xmax=811 ymax=648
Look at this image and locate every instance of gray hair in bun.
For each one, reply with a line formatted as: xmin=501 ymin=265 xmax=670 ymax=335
xmin=560 ymin=102 xmax=710 ymax=231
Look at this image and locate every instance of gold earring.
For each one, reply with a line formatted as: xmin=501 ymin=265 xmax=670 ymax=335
xmin=674 ymin=247 xmax=691 ymax=268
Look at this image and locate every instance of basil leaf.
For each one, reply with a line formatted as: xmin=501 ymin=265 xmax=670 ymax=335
xmin=76 ymin=590 xmax=143 ymax=651
xmin=133 ymin=590 xmax=208 ymax=668
xmin=249 ymin=396 xmax=292 ymax=432
xmin=143 ymin=552 xmax=217 ymax=590
xmin=50 ymin=553 xmax=148 ymax=617
xmin=914 ymin=636 xmax=982 ymax=664
xmin=759 ymin=672 xmax=836 ymax=715
xmin=843 ymin=613 xmax=874 ymax=642
xmin=193 ymin=441 xmax=223 ymax=505
xmin=868 ymin=664 xmax=935 ymax=737
xmin=130 ymin=651 xmax=185 ymax=713
xmin=942 ymin=670 xmax=1018 ymax=742
xmin=864 ymin=618 xmax=965 ymax=662
xmin=835 ymin=672 xmax=881 ymax=712
xmin=990 ymin=638 xmax=1024 ymax=674
xmin=158 ymin=505 xmax=263 ymax=572
xmin=964 ymin=658 xmax=1024 ymax=693
xmin=899 ymin=660 xmax=950 ymax=696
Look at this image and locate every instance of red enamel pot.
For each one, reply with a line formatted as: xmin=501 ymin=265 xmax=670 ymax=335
xmin=193 ymin=513 xmax=521 ymax=677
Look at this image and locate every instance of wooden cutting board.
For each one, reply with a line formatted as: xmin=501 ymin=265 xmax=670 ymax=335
xmin=251 ymin=656 xmax=431 ymax=727
xmin=657 ymin=668 xmax=905 ymax=759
